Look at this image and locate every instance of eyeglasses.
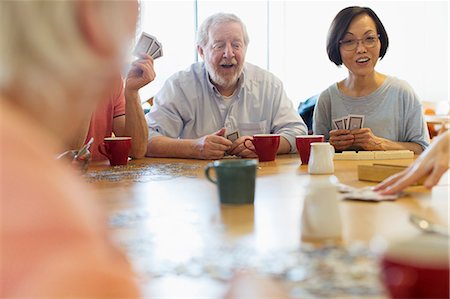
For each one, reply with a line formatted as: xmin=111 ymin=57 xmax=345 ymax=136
xmin=339 ymin=34 xmax=380 ymax=51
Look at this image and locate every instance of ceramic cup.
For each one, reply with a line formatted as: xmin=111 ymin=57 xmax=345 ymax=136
xmin=98 ymin=137 xmax=132 ymax=166
xmin=296 ymin=135 xmax=325 ymax=164
xmin=205 ymin=159 xmax=257 ymax=204
xmin=308 ymin=142 xmax=335 ymax=174
xmin=301 ymin=175 xmax=342 ymax=240
xmin=380 ymin=234 xmax=449 ymax=298
xmin=243 ymin=134 xmax=280 ymax=162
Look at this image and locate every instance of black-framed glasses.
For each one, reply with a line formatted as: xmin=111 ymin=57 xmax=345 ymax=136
xmin=339 ymin=34 xmax=380 ymax=51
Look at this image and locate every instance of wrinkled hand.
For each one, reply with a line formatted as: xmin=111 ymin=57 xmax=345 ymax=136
xmin=228 ymin=136 xmax=257 ymax=158
xmin=195 ymin=128 xmax=232 ymax=159
xmin=375 ymin=131 xmax=450 ymax=194
xmin=125 ymin=54 xmax=156 ymax=92
xmin=351 ymin=128 xmax=383 ymax=150
xmin=56 ymin=149 xmax=91 ymax=174
xmin=329 ymin=129 xmax=354 ymax=151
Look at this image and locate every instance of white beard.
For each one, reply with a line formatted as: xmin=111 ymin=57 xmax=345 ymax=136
xmin=204 ymin=61 xmax=243 ymax=91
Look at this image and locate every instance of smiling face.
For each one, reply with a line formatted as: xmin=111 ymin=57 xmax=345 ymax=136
xmin=198 ymin=21 xmax=247 ymax=94
xmin=339 ymin=14 xmax=381 ymax=78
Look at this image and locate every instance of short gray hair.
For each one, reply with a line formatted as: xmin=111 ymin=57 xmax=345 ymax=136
xmin=0 ymin=1 xmax=132 ymax=139
xmin=196 ymin=13 xmax=249 ymax=48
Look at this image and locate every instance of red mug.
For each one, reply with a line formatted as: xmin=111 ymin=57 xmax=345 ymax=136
xmin=380 ymin=234 xmax=449 ymax=299
xmin=244 ymin=134 xmax=280 ymax=162
xmin=98 ymin=137 xmax=132 ymax=166
xmin=295 ymin=135 xmax=324 ymax=164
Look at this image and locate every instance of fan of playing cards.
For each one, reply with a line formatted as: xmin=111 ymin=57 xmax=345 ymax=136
xmin=333 ymin=114 xmax=365 ymax=130
xmin=133 ymin=32 xmax=163 ymax=60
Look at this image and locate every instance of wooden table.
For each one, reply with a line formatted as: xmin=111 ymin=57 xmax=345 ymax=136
xmin=424 ymin=114 xmax=450 ymax=125
xmin=425 ymin=115 xmax=449 ymax=137
xmin=86 ymin=154 xmax=449 ymax=298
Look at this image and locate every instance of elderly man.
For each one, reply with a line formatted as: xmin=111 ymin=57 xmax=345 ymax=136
xmin=146 ymin=13 xmax=307 ymax=159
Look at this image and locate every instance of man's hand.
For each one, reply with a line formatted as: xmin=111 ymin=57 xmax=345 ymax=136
xmin=195 ymin=128 xmax=232 ymax=159
xmin=125 ymin=54 xmax=156 ymax=92
xmin=351 ymin=128 xmax=384 ymax=150
xmin=228 ymin=136 xmax=257 ymax=158
xmin=329 ymin=129 xmax=354 ymax=150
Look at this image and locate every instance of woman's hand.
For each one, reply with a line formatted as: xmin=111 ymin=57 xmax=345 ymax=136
xmin=56 ymin=149 xmax=91 ymax=174
xmin=329 ymin=129 xmax=354 ymax=151
xmin=125 ymin=54 xmax=156 ymax=92
xmin=351 ymin=128 xmax=384 ymax=150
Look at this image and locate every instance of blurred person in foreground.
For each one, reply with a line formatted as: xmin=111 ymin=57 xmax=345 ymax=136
xmin=0 ymin=1 xmax=290 ymax=298
xmin=0 ymin=1 xmax=142 ymax=297
xmin=145 ymin=13 xmax=307 ymax=160
xmin=375 ymin=131 xmax=450 ymax=194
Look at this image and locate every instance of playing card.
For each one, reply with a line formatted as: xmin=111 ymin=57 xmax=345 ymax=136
xmin=333 ymin=118 xmax=345 ymax=130
xmin=338 ymin=184 xmax=400 ymax=201
xmin=343 ymin=116 xmax=349 ymax=130
xmin=151 ymin=49 xmax=163 ymax=60
xmin=151 ymin=40 xmax=161 ymax=55
xmin=226 ymin=131 xmax=239 ymax=142
xmin=348 ymin=115 xmax=365 ymax=130
xmin=133 ymin=32 xmax=156 ymax=57
xmin=337 ymin=183 xmax=357 ymax=193
xmin=342 ymin=186 xmax=399 ymax=202
xmin=148 ymin=40 xmax=159 ymax=56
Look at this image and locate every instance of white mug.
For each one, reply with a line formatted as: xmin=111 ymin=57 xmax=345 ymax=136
xmin=308 ymin=142 xmax=335 ymax=174
xmin=301 ymin=175 xmax=342 ymax=240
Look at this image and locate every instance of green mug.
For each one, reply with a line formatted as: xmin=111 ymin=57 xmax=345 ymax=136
xmin=204 ymin=159 xmax=257 ymax=204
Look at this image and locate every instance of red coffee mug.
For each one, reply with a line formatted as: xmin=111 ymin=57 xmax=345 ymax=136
xmin=380 ymin=235 xmax=449 ymax=299
xmin=98 ymin=137 xmax=132 ymax=166
xmin=296 ymin=135 xmax=324 ymax=164
xmin=244 ymin=134 xmax=280 ymax=162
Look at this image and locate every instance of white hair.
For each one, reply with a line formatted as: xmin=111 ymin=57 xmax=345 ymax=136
xmin=196 ymin=13 xmax=249 ymax=48
xmin=0 ymin=1 xmax=133 ymax=141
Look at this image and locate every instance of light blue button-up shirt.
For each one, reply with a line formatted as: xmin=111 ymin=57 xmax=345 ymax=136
xmin=146 ymin=62 xmax=307 ymax=153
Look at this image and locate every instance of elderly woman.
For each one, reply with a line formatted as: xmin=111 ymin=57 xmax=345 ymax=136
xmin=0 ymin=2 xmax=290 ymax=298
xmin=0 ymin=1 xmax=140 ymax=297
xmin=313 ymin=6 xmax=429 ymax=154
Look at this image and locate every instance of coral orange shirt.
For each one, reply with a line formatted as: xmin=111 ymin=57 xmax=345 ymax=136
xmin=86 ymin=77 xmax=126 ymax=161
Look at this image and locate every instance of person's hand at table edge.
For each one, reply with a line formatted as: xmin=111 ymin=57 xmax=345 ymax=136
xmin=374 ymin=131 xmax=450 ymax=194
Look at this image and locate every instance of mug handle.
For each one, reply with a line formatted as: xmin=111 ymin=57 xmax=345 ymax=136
xmin=329 ymin=143 xmax=335 ymax=158
xmin=204 ymin=163 xmax=217 ymax=184
xmin=98 ymin=143 xmax=112 ymax=160
xmin=243 ymin=138 xmax=257 ymax=154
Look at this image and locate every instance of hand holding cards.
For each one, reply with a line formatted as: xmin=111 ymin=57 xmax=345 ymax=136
xmin=226 ymin=130 xmax=240 ymax=143
xmin=133 ymin=32 xmax=163 ymax=60
xmin=330 ymin=114 xmax=367 ymax=150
